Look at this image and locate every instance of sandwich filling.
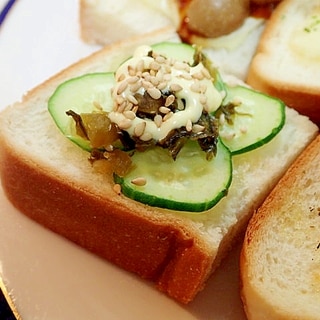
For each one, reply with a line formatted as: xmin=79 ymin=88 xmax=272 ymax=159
xmin=48 ymin=42 xmax=285 ymax=212
xmin=108 ymin=45 xmax=223 ymax=160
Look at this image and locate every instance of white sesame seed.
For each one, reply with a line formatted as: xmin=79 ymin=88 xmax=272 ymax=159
xmin=240 ymin=126 xmax=248 ymax=134
xmin=124 ymin=110 xmax=136 ymax=120
xmin=159 ymin=106 xmax=171 ymax=114
xmin=154 ymin=114 xmax=162 ymax=128
xmin=155 ymin=56 xmax=166 ymax=64
xmin=163 ymin=111 xmax=173 ymax=121
xmin=192 ymin=72 xmax=204 ymax=80
xmin=186 ymin=119 xmax=193 ymax=132
xmin=113 ymin=184 xmax=122 ymax=195
xmin=220 ymin=131 xmax=236 ymax=140
xmin=118 ymin=118 xmax=132 ymax=129
xmin=127 ymin=94 xmax=138 ymax=105
xmin=135 ymin=70 xmax=142 ymax=78
xmin=140 ymin=132 xmax=153 ymax=141
xmin=124 ymin=102 xmax=133 ymax=111
xmin=219 ymin=113 xmax=226 ymax=125
xmin=179 ymin=73 xmax=192 ymax=80
xmin=147 ymin=87 xmax=162 ymax=100
xmin=116 ymin=95 xmax=125 ymax=105
xmin=142 ymin=80 xmax=153 ymax=90
xmin=128 ymin=65 xmax=136 ymax=76
xmin=117 ymin=73 xmax=126 ymax=81
xmin=150 ymin=77 xmax=160 ymax=86
xmin=163 ymin=73 xmax=172 ymax=81
xmin=203 ymin=104 xmax=209 ymax=112
xmin=131 ymin=177 xmax=147 ymax=186
xmin=174 ymin=61 xmax=189 ymax=71
xmin=190 ymin=82 xmax=201 ymax=93
xmin=170 ymin=83 xmax=183 ymax=92
xmin=142 ymin=71 xmax=151 ymax=80
xmin=201 ymin=68 xmax=211 ymax=79
xmin=127 ymin=76 xmax=140 ymax=84
xmin=200 ymin=83 xmax=207 ymax=93
xmin=117 ymin=81 xmax=128 ymax=95
xmin=130 ymin=81 xmax=142 ymax=93
xmin=105 ymin=144 xmax=114 ymax=152
xmin=157 ymin=81 xmax=168 ymax=90
xmin=150 ymin=61 xmax=161 ymax=71
xmin=117 ymin=101 xmax=127 ymax=113
xmin=199 ymin=94 xmax=207 ymax=105
xmin=155 ymin=70 xmax=164 ymax=83
xmin=165 ymin=94 xmax=175 ymax=107
xmin=192 ymin=124 xmax=205 ymax=133
xmin=134 ymin=122 xmax=146 ymax=137
xmin=136 ymin=59 xmax=145 ymax=72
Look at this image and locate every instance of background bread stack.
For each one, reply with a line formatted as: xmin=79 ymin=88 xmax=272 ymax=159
xmin=247 ymin=0 xmax=320 ymax=124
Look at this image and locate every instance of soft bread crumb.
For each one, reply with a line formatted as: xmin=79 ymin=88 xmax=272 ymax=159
xmin=241 ymin=135 xmax=320 ymax=319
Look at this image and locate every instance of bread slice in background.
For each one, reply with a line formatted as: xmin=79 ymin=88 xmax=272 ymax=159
xmin=247 ymin=0 xmax=320 ymax=124
xmin=79 ymin=0 xmax=267 ymax=80
xmin=0 ymin=28 xmax=318 ymax=304
xmin=240 ymin=134 xmax=320 ymax=319
xmin=79 ymin=0 xmax=180 ymax=45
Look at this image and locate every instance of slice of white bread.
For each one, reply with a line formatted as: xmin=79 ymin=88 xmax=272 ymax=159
xmin=0 ymin=27 xmax=318 ymax=304
xmin=240 ymin=134 xmax=320 ymax=319
xmin=247 ymin=0 xmax=320 ymax=124
xmin=79 ymin=0 xmax=180 ymax=45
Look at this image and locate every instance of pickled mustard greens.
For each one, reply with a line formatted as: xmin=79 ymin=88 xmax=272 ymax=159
xmin=48 ymin=42 xmax=285 ymax=212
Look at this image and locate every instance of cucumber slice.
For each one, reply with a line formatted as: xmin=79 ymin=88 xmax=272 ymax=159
xmin=48 ymin=72 xmax=115 ymax=151
xmin=219 ymin=85 xmax=285 ymax=155
xmin=114 ymin=140 xmax=232 ymax=212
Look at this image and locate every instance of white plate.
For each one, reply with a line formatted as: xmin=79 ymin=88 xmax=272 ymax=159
xmin=0 ymin=0 xmax=246 ymax=318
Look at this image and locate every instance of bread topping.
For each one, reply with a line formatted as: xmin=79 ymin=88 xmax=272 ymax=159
xmin=108 ymin=45 xmax=222 ymax=142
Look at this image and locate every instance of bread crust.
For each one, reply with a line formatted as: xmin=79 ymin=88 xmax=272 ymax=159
xmin=247 ymin=0 xmax=320 ymax=125
xmin=0 ymin=137 xmax=214 ymax=304
xmin=240 ymin=134 xmax=320 ymax=319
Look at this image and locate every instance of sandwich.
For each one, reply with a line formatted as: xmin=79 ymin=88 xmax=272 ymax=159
xmin=0 ymin=27 xmax=318 ymax=304
xmin=240 ymin=134 xmax=320 ymax=319
xmin=246 ymin=0 xmax=320 ymax=124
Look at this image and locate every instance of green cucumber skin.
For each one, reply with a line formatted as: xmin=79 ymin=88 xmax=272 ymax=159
xmin=219 ymin=85 xmax=286 ymax=155
xmin=114 ymin=140 xmax=232 ymax=213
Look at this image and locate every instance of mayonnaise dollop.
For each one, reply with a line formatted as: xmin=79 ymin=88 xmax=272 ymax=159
xmin=108 ymin=45 xmax=222 ymax=142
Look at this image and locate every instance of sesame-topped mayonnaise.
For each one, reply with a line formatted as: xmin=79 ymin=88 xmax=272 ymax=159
xmin=108 ymin=45 xmax=222 ymax=142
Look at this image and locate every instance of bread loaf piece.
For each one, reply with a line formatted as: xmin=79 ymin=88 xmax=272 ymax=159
xmin=247 ymin=0 xmax=320 ymax=124
xmin=79 ymin=0 xmax=180 ymax=45
xmin=0 ymin=28 xmax=318 ymax=304
xmin=241 ymin=134 xmax=320 ymax=319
